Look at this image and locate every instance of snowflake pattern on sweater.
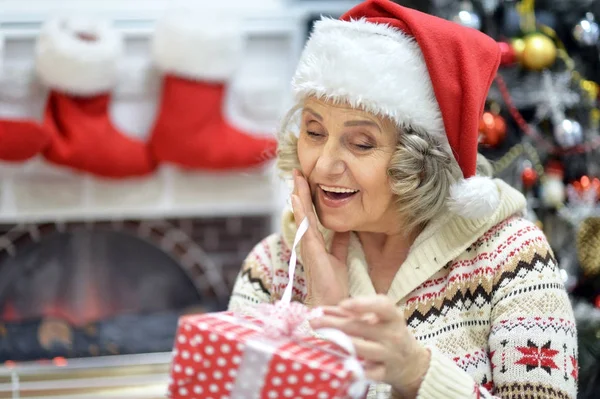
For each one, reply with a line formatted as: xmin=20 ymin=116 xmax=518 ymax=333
xmin=228 ymin=215 xmax=578 ymax=399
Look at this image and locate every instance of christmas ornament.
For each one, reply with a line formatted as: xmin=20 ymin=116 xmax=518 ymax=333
xmin=521 ymin=165 xmax=538 ymax=189
xmin=576 ymin=217 xmax=600 ymax=277
xmin=148 ymin=14 xmax=278 ymax=171
xmin=580 ymin=79 xmax=599 ymax=101
xmin=449 ymin=1 xmax=481 ymax=31
xmin=499 ymin=41 xmax=518 ymax=66
xmin=0 ymin=120 xmax=51 ymax=162
xmin=540 ymin=160 xmax=566 ymax=207
xmin=478 ymin=112 xmax=507 ymax=147
xmin=553 ymin=118 xmax=584 ymax=148
xmin=521 ymin=33 xmax=557 ymax=71
xmin=573 ymin=12 xmax=600 ymax=46
xmin=511 ymin=38 xmax=526 ymax=62
xmin=35 ymin=18 xmax=156 ymax=178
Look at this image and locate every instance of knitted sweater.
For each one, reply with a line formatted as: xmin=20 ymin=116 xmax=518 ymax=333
xmin=228 ymin=179 xmax=578 ymax=399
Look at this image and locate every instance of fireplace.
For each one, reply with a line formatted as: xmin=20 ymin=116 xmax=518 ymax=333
xmin=0 ymin=215 xmax=272 ymax=397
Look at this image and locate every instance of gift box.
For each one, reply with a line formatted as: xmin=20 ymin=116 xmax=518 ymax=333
xmin=168 ymin=217 xmax=367 ymax=398
xmin=167 ymin=307 xmax=367 ymax=399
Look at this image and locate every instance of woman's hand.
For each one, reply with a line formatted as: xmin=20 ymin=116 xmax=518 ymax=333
xmin=309 ymin=295 xmax=431 ymax=399
xmin=290 ymin=169 xmax=351 ymax=307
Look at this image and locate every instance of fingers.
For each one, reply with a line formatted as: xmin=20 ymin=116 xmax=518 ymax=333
xmin=293 ymin=169 xmax=319 ymax=229
xmin=309 ymin=314 xmax=382 ymax=342
xmin=319 ymin=306 xmax=355 ymax=318
xmin=319 ymin=306 xmax=379 ymax=325
xmin=293 ymin=169 xmax=313 ymax=209
xmin=291 ymin=194 xmax=306 ymax=230
xmin=339 ymin=295 xmax=402 ymax=323
xmin=351 ymin=336 xmax=387 ymax=363
xmin=330 ymin=231 xmax=350 ymax=263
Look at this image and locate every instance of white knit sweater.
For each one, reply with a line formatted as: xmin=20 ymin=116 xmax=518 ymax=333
xmin=228 ymin=179 xmax=578 ymax=399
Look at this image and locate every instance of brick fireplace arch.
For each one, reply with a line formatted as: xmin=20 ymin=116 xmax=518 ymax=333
xmin=0 ymin=219 xmax=233 ymax=362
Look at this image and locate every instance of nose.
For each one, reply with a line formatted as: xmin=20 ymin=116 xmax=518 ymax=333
xmin=314 ymin=139 xmax=345 ymax=176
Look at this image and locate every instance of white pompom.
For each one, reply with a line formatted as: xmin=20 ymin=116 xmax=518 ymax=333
xmin=448 ymin=176 xmax=500 ymax=219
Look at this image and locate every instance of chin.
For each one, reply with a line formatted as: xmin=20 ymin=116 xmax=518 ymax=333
xmin=317 ymin=211 xmax=354 ymax=233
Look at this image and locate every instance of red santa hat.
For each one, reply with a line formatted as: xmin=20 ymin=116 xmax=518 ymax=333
xmin=292 ymin=0 xmax=502 ymax=219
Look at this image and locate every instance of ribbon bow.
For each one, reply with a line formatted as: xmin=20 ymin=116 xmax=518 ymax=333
xmin=239 ymin=217 xmax=369 ymax=398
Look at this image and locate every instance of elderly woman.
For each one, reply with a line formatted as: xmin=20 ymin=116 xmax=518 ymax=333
xmin=228 ymin=1 xmax=578 ymax=398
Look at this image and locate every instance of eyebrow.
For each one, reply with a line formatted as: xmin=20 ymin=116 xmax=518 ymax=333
xmin=343 ymin=120 xmax=381 ymax=131
xmin=303 ymin=107 xmax=381 ymax=132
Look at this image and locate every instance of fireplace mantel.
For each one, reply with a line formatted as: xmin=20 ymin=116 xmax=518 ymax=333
xmin=0 ymin=160 xmax=283 ymax=224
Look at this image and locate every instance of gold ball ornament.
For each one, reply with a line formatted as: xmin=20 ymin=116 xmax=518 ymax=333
xmin=580 ymin=79 xmax=599 ymax=100
xmin=511 ymin=38 xmax=526 ymax=62
xmin=521 ymin=33 xmax=557 ymax=71
xmin=577 ymin=217 xmax=600 ymax=277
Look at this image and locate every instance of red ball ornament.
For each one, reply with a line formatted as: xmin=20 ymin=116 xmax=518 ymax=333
xmin=499 ymin=41 xmax=517 ymax=66
xmin=595 ymin=295 xmax=600 ymax=309
xmin=479 ymin=112 xmax=507 ymax=148
xmin=521 ymin=167 xmax=538 ymax=188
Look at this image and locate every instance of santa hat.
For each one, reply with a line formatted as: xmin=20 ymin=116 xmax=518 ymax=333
xmin=291 ymin=0 xmax=502 ymax=219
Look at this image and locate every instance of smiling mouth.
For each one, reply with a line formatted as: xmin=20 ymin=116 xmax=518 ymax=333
xmin=318 ymin=184 xmax=360 ymax=201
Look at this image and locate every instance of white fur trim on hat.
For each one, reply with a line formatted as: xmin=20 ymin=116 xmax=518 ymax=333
xmin=152 ymin=12 xmax=244 ymax=81
xmin=35 ymin=18 xmax=123 ymax=95
xmin=292 ymin=17 xmax=451 ymax=153
xmin=448 ymin=176 xmax=500 ymax=219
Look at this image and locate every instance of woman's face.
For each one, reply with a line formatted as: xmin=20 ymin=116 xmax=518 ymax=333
xmin=297 ymin=97 xmax=399 ymax=233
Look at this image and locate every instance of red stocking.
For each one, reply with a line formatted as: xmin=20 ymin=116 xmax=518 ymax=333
xmin=35 ymin=18 xmax=156 ymax=178
xmin=148 ymin=14 xmax=277 ymax=170
xmin=0 ymin=120 xmax=50 ymax=162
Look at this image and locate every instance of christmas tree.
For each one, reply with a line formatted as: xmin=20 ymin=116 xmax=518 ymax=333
xmin=408 ymin=0 xmax=600 ymax=396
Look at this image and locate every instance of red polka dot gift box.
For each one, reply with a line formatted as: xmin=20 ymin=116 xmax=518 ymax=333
xmin=167 ymin=309 xmax=368 ymax=399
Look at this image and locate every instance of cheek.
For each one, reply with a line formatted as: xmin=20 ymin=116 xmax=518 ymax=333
xmin=297 ymin=141 xmax=318 ymax=174
xmin=357 ymin=159 xmax=394 ymax=203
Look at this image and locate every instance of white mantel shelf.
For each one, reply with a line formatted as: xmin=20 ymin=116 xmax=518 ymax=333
xmin=0 ymin=161 xmax=284 ymax=224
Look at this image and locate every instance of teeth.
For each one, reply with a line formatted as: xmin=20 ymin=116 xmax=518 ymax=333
xmin=319 ymin=185 xmax=359 ymax=194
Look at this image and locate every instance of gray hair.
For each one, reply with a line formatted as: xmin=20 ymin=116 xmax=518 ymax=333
xmin=276 ymin=103 xmax=493 ymax=232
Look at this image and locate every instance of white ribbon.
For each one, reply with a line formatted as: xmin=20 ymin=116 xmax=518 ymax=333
xmin=281 ymin=216 xmax=369 ymax=398
xmin=315 ymin=328 xmax=370 ymax=399
xmin=280 ymin=216 xmax=309 ymax=304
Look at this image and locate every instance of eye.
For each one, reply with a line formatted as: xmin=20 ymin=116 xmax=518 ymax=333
xmin=307 ymin=131 xmax=323 ymax=137
xmin=355 ymin=143 xmax=373 ymax=150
